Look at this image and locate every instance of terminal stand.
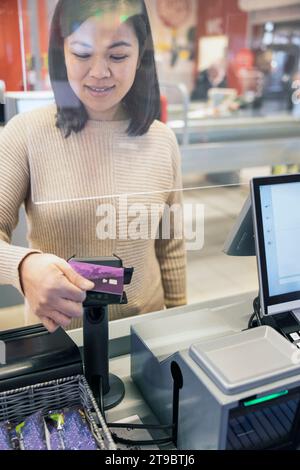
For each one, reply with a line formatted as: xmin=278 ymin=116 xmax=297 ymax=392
xmin=83 ymin=304 xmax=125 ymax=410
xmin=72 ymin=256 xmax=133 ymax=411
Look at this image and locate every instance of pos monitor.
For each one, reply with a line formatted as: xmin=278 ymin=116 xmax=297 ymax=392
xmin=224 ymin=174 xmax=300 ymax=343
xmin=251 ymin=174 xmax=300 ymax=320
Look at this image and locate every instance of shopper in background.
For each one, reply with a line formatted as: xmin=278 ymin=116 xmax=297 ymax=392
xmin=191 ymin=59 xmax=227 ymax=101
xmin=0 ymin=0 xmax=187 ymax=332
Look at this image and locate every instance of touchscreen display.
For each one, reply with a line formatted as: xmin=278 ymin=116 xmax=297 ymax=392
xmin=260 ymin=182 xmax=300 ymax=297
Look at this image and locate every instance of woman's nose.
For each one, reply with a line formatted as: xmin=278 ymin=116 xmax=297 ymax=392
xmin=89 ymin=59 xmax=112 ymax=79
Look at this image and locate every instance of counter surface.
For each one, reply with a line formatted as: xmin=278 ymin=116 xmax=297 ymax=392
xmin=2 ymin=109 xmax=300 ymax=174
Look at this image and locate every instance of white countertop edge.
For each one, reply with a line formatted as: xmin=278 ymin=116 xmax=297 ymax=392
xmin=67 ymin=292 xmax=255 ymax=348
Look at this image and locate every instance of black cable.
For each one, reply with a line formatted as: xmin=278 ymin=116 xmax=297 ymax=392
xmin=248 ymin=296 xmax=262 ymax=329
xmin=95 ymin=362 xmax=180 ymax=447
xmin=170 ymin=361 xmax=183 ymax=447
xmin=248 ymin=311 xmax=257 ymax=329
xmin=111 ymin=433 xmax=173 ymax=447
xmin=108 ymin=422 xmax=174 ymax=430
xmin=107 ymin=423 xmax=174 ymax=430
xmin=97 ymin=380 xmax=173 ymax=432
xmin=253 ymin=296 xmax=262 ymax=325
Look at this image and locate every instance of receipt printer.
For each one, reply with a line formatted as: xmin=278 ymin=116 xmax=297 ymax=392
xmin=0 ymin=324 xmax=83 ymax=392
xmin=131 ymin=310 xmax=300 ymax=450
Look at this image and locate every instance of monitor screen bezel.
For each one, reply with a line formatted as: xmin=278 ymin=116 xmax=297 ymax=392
xmin=251 ymin=174 xmax=300 ymax=316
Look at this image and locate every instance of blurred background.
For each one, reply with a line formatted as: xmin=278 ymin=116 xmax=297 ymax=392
xmin=1 ymin=0 xmax=300 ymax=329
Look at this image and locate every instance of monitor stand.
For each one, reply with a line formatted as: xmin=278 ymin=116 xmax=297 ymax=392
xmin=249 ymin=294 xmax=300 ymax=347
xmin=262 ymin=311 xmax=300 ymax=347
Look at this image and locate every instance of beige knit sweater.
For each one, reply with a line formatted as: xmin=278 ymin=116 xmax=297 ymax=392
xmin=0 ymin=105 xmax=186 ymax=328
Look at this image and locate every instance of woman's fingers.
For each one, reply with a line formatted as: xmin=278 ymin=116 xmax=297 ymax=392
xmin=54 ymin=298 xmax=84 ymax=319
xmin=19 ymin=253 xmax=94 ymax=333
xmin=42 ymin=316 xmax=60 ymax=333
xmin=56 ymin=260 xmax=95 ymax=291
xmin=55 ymin=278 xmax=88 ymax=303
xmin=43 ymin=310 xmax=72 ymax=329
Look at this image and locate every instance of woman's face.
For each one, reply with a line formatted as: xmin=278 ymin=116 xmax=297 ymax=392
xmin=64 ymin=13 xmax=140 ymax=121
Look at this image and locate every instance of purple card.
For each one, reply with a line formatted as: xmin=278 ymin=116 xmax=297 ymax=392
xmin=69 ymin=261 xmax=124 ymax=296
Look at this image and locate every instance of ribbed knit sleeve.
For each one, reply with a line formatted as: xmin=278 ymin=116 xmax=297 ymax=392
xmin=0 ymin=115 xmax=41 ymax=293
xmin=155 ymin=132 xmax=187 ymax=308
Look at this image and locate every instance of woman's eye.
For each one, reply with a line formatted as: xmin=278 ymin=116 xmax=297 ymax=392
xmin=111 ymin=55 xmax=128 ymax=62
xmin=73 ymin=53 xmax=91 ymax=59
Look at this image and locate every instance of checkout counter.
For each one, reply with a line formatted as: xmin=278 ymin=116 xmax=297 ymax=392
xmin=1 ymin=286 xmax=300 ymax=450
xmin=158 ymin=81 xmax=300 ymax=175
xmin=168 ymin=102 xmax=300 ymax=175
xmin=1 ymin=90 xmax=300 ymax=177
xmin=1 ymin=291 xmax=271 ymax=451
xmin=64 ymin=290 xmax=300 ymax=450
xmin=1 ymin=93 xmax=300 ymax=449
xmin=69 ymin=291 xmax=256 ymax=448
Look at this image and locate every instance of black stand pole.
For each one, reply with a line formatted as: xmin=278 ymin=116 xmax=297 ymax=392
xmin=83 ymin=305 xmax=125 ymax=410
xmin=71 ymin=255 xmax=133 ymax=410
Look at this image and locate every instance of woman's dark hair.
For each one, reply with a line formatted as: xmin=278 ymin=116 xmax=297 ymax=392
xmin=48 ymin=0 xmax=161 ymax=137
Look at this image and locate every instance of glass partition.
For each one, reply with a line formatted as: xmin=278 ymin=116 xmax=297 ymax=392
xmin=0 ymin=0 xmax=299 ymax=331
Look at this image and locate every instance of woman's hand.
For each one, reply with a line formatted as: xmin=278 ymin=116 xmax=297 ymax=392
xmin=19 ymin=253 xmax=95 ymax=332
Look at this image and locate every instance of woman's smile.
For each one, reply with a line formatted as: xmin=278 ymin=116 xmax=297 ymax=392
xmin=84 ymin=84 xmax=116 ymax=98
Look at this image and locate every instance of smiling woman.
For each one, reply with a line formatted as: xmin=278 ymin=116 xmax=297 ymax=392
xmin=0 ymin=0 xmax=187 ymax=332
